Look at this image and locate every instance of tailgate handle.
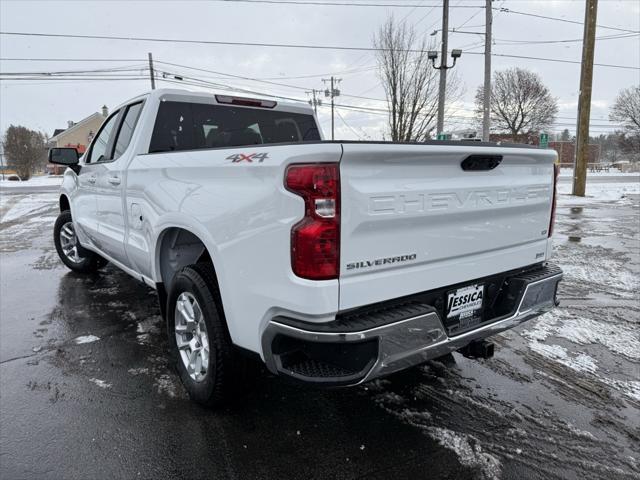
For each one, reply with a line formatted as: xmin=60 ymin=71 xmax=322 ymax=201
xmin=461 ymin=154 xmax=503 ymax=171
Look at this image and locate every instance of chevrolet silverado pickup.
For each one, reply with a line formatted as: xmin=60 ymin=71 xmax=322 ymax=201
xmin=49 ymin=88 xmax=562 ymax=407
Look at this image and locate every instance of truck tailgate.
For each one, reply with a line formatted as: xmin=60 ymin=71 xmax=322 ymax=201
xmin=339 ymin=143 xmax=557 ymax=310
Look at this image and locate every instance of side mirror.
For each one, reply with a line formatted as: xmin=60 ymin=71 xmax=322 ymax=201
xmin=48 ymin=147 xmax=79 ymax=166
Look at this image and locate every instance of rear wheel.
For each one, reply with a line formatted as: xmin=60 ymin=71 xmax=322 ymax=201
xmin=53 ymin=210 xmax=107 ymax=273
xmin=167 ymin=263 xmax=253 ymax=407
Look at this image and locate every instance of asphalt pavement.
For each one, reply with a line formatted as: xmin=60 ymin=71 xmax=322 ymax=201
xmin=1 ymin=182 xmax=638 ymax=480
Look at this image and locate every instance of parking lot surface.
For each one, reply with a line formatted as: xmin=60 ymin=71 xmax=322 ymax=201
xmin=1 ymin=185 xmax=638 ymax=480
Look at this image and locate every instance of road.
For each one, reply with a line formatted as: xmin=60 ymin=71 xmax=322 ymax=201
xmin=1 ymin=182 xmax=638 ymax=480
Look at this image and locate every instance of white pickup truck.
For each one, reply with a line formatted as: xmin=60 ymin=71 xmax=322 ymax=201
xmin=49 ymin=88 xmax=562 ymax=407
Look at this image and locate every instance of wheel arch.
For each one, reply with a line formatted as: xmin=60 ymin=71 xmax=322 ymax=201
xmin=59 ymin=194 xmax=70 ymax=212
xmin=154 ymin=226 xmax=219 ymax=294
xmin=154 ymin=225 xmax=231 ymax=336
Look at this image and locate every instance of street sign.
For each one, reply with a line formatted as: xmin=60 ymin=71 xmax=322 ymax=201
xmin=540 ymin=133 xmax=549 ymax=148
xmin=437 ymin=133 xmax=450 ymax=141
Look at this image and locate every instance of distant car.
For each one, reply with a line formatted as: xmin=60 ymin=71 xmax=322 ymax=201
xmin=49 ymin=88 xmax=563 ymax=408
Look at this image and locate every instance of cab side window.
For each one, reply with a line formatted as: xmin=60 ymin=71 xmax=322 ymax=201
xmin=87 ymin=111 xmax=119 ymax=163
xmin=113 ymin=102 xmax=143 ymax=159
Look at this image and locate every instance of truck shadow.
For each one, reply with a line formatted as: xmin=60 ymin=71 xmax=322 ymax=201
xmin=47 ymin=267 xmax=477 ymax=480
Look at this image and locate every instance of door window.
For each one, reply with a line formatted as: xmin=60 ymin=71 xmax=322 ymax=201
xmin=87 ymin=112 xmax=119 ymax=163
xmin=113 ymin=102 xmax=144 ymax=159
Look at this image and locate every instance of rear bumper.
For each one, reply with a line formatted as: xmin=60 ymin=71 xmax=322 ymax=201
xmin=262 ymin=263 xmax=562 ymax=386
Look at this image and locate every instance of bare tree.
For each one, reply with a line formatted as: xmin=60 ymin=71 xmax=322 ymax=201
xmin=3 ymin=125 xmax=46 ymax=180
xmin=610 ymin=85 xmax=640 ymax=136
xmin=475 ymin=68 xmax=558 ymax=141
xmin=374 ymin=17 xmax=449 ymax=141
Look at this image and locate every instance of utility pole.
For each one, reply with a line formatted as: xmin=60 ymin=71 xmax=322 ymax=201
xmin=148 ymin=52 xmax=156 ymax=90
xmin=573 ymin=0 xmax=598 ymax=197
xmin=322 ymin=77 xmax=341 ymax=140
xmin=482 ymin=0 xmax=492 ymax=142
xmin=436 ymin=0 xmax=449 ymax=136
xmin=306 ymin=89 xmax=323 ymax=115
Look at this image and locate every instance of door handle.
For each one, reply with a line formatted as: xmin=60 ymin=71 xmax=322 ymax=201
xmin=87 ymin=175 xmax=97 ymax=184
xmin=107 ymin=176 xmax=121 ymax=186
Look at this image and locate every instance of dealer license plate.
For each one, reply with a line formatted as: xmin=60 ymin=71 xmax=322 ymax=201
xmin=446 ymin=284 xmax=484 ymax=322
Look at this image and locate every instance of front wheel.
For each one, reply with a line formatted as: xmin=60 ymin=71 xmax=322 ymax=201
xmin=53 ymin=210 xmax=107 ymax=273
xmin=167 ymin=263 xmax=253 ymax=407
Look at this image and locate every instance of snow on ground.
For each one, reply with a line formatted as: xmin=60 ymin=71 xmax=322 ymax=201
xmin=0 ymin=193 xmax=58 ymax=223
xmin=74 ymin=335 xmax=100 ymax=345
xmin=426 ymin=427 xmax=502 ymax=480
xmin=0 ymin=175 xmax=63 ymax=188
xmin=524 ymin=307 xmax=640 ymax=403
xmin=559 ymin=168 xmax=639 ymax=177
xmin=557 ymin=181 xmax=640 ymax=203
xmin=525 ymin=310 xmax=640 ymax=362
xmin=88 ymin=378 xmax=112 ymax=389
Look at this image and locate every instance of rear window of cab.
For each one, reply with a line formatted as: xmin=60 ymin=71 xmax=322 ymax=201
xmin=149 ymin=101 xmax=320 ymax=153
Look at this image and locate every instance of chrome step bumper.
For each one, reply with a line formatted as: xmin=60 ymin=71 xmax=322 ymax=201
xmin=262 ymin=263 xmax=562 ymax=386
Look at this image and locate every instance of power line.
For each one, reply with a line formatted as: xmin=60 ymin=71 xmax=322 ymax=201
xmin=0 ymin=30 xmax=443 ymax=52
xmin=1 ymin=70 xmax=624 ymax=132
xmin=495 ymin=7 xmax=640 ymax=34
xmin=212 ymin=0 xmax=640 ymax=33
xmin=212 ymin=0 xmax=483 ymax=7
xmin=0 ymin=56 xmax=378 ymax=80
xmin=155 ymin=60 xmax=311 ymax=91
xmin=150 ymin=68 xmax=627 ymax=129
xmin=452 ymin=2 xmax=484 ymax=30
xmin=140 ymin=60 xmax=636 ymax=125
xmin=492 ymin=32 xmax=639 ymax=45
xmin=0 ymin=57 xmax=147 ymax=62
xmin=2 ymin=31 xmax=638 ymax=70
xmin=475 ymin=52 xmax=638 ymax=70
xmin=0 ymin=59 xmax=631 ymax=128
xmin=0 ymin=77 xmax=149 ymax=81
xmin=155 ymin=59 xmax=383 ymax=102
xmin=0 ymin=65 xmax=148 ymax=75
xmin=335 ymin=109 xmax=363 ymax=140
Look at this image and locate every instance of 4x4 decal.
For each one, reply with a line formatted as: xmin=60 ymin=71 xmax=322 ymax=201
xmin=227 ymin=152 xmax=269 ymax=163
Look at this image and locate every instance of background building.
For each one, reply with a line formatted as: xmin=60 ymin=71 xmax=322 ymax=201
xmin=47 ymin=105 xmax=108 ymax=174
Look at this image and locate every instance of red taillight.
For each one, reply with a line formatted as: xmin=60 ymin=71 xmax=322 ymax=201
xmin=285 ymin=163 xmax=340 ymax=280
xmin=549 ymin=163 xmax=560 ymax=237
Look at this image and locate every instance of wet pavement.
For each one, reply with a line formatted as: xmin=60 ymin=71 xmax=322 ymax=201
xmin=1 ymin=187 xmax=638 ymax=480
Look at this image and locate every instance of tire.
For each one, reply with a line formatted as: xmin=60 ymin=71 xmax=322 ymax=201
xmin=167 ymin=263 xmax=252 ymax=407
xmin=53 ymin=210 xmax=107 ymax=273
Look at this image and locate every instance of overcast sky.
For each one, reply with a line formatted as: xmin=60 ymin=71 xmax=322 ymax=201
xmin=1 ymin=0 xmax=639 ymax=140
